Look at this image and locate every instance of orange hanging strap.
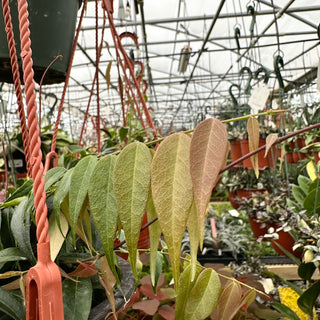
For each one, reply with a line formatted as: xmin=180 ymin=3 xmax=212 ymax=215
xmin=103 ymin=0 xmax=156 ymax=138
xmin=16 ymin=0 xmax=64 ymax=319
xmin=2 ymin=0 xmax=31 ymax=177
xmin=78 ymin=10 xmax=106 ymax=147
xmin=44 ymin=0 xmax=87 ymax=173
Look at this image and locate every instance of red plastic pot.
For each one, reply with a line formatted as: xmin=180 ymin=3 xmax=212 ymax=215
xmin=249 ymin=217 xmax=302 ymax=258
xmin=114 ymin=212 xmax=150 ymax=260
xmin=270 ymin=227 xmax=302 ymax=259
xmin=230 ymin=140 xmax=242 ymax=167
xmin=287 ymin=140 xmax=307 ymax=163
xmin=240 ymin=139 xmax=275 ymax=170
xmin=248 ymin=216 xmax=269 ymax=239
xmin=228 ymin=190 xmax=239 ymax=209
xmin=228 ymin=188 xmax=268 ymax=210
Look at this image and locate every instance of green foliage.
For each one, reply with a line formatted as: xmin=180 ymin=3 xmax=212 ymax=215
xmin=62 ymin=278 xmax=93 ymax=320
xmin=69 ymin=155 xmax=97 ymax=241
xmin=88 ymin=155 xmax=118 ymax=281
xmin=10 ymin=198 xmax=36 ymax=264
xmin=114 ymin=142 xmax=152 ymax=277
xmin=0 ymin=288 xmax=25 ymax=320
xmin=271 ymin=301 xmax=300 ymax=320
xmin=297 ymin=280 xmax=320 ymax=316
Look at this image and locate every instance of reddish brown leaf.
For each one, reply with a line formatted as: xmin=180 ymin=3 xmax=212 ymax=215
xmin=132 ymin=299 xmax=160 ymax=315
xmin=68 ymin=261 xmax=98 ymax=278
xmin=265 ymin=133 xmax=278 ymax=157
xmin=158 ymin=305 xmax=175 ymax=320
xmin=99 ymin=256 xmax=117 ymax=319
xmin=139 ymin=283 xmax=169 ymax=300
xmin=190 ymin=118 xmax=228 ymax=248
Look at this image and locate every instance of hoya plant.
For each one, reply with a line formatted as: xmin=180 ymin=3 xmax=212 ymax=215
xmin=0 ymin=118 xmax=260 ymax=320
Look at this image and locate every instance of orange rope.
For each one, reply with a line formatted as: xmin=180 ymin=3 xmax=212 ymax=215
xmin=17 ymin=0 xmax=48 ymax=244
xmin=44 ymin=0 xmax=87 ymax=172
xmin=78 ymin=11 xmax=107 ymax=147
xmin=95 ymin=0 xmax=101 ymax=153
xmin=106 ymin=8 xmax=157 ymax=138
xmin=2 ymin=0 xmax=31 ymax=177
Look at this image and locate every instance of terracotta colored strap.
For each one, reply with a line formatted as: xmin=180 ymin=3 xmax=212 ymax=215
xmin=78 ymin=10 xmax=107 ymax=147
xmin=2 ymin=0 xmax=31 ymax=176
xmin=17 ymin=0 xmax=48 ymax=244
xmin=106 ymin=8 xmax=157 ymax=138
xmin=44 ymin=0 xmax=87 ymax=172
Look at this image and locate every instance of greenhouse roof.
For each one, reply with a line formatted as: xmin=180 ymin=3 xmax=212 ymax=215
xmin=1 ymin=0 xmax=320 ymax=139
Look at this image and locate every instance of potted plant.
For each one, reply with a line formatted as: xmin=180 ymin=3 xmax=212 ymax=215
xmin=0 ymin=0 xmax=82 ymax=84
xmin=0 ymin=118 xmax=261 ymax=320
xmin=181 ymin=206 xmax=249 ymax=265
xmin=223 ymin=167 xmax=273 ymax=209
xmin=237 ymin=183 xmax=302 ymax=258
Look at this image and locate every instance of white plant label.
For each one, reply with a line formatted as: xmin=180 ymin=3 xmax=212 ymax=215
xmin=248 ymin=84 xmax=270 ymax=114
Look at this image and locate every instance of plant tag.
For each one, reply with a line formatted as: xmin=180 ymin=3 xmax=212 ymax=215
xmin=317 ymin=58 xmax=320 ymax=93
xmin=271 ymin=99 xmax=279 ymax=109
xmin=248 ymin=84 xmax=269 ymax=114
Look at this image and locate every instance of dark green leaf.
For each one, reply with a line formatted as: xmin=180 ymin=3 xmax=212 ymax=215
xmin=152 ymin=251 xmax=164 ymax=293
xmin=69 ymin=156 xmax=97 ymax=240
xmin=67 ymin=145 xmax=85 ymax=154
xmin=297 ymin=175 xmax=311 ymax=195
xmin=291 ymin=185 xmax=305 ymax=206
xmin=44 ymin=167 xmax=66 ymax=191
xmin=271 ymin=301 xmax=300 ymax=320
xmin=0 ymin=287 xmax=25 ymax=320
xmin=119 ymin=127 xmax=129 ymax=142
xmin=53 ymin=168 xmax=74 ymax=228
xmin=303 ymin=188 xmax=320 ymax=215
xmin=88 ymin=155 xmax=118 ymax=282
xmin=10 ymin=198 xmax=36 ymax=264
xmin=0 ymin=179 xmax=33 ymax=208
xmin=297 ymin=280 xmax=320 ymax=316
xmin=298 ymin=262 xmax=316 ymax=281
xmin=0 ymin=247 xmax=27 ymax=263
xmin=62 ymin=278 xmax=92 ymax=320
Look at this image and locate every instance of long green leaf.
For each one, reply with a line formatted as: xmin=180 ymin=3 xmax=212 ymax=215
xmin=114 ymin=142 xmax=152 ymax=276
xmin=190 ymin=118 xmax=228 ymax=248
xmin=0 ymin=179 xmax=33 ymax=207
xmin=297 ymin=280 xmax=320 ymax=316
xmin=62 ymin=277 xmax=92 ymax=320
xmin=271 ymin=301 xmax=300 ymax=320
xmin=175 ymin=264 xmax=201 ymax=320
xmin=184 ymin=268 xmax=221 ymax=320
xmin=88 ymin=155 xmax=118 ymax=281
xmin=0 ymin=247 xmax=27 ymax=263
xmin=187 ymin=201 xmax=199 ymax=281
xmin=298 ymin=175 xmax=311 ymax=195
xmin=147 ymin=192 xmax=162 ymax=288
xmin=53 ymin=168 xmax=74 ymax=215
xmin=69 ymin=156 xmax=97 ymax=240
xmin=0 ymin=287 xmax=25 ymax=320
xmin=151 ymin=133 xmax=193 ymax=290
xmin=44 ymin=167 xmax=66 ymax=191
xmin=10 ymin=198 xmax=36 ymax=264
xmin=53 ymin=168 xmax=74 ymax=229
xmin=292 ymin=185 xmax=305 ymax=206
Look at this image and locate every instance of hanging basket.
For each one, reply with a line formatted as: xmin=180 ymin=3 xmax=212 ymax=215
xmin=0 ymin=0 xmax=82 ymax=84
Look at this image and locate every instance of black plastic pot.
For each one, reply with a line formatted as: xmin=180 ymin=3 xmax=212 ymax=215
xmin=88 ymin=257 xmax=135 ymax=320
xmin=0 ymin=0 xmax=82 ymax=84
